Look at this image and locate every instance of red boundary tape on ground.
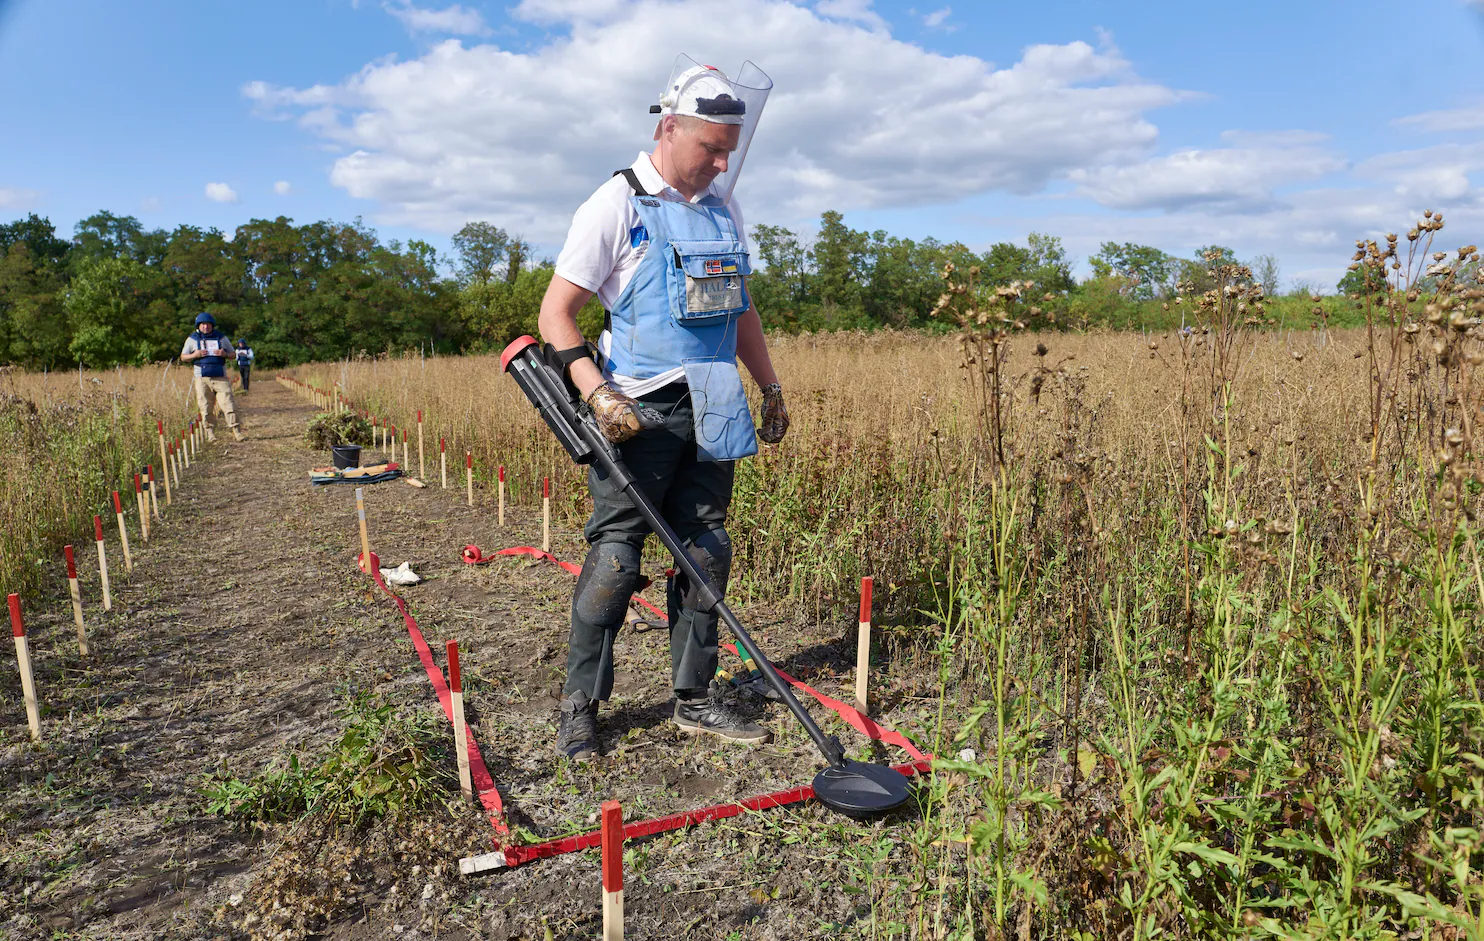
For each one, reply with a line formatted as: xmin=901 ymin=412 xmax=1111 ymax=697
xmin=360 ymin=551 xmax=511 ymax=843
xmin=453 ymin=543 xmax=934 ymax=867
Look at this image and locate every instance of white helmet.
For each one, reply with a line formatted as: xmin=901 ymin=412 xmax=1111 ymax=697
xmin=652 ymin=55 xmax=772 ymax=202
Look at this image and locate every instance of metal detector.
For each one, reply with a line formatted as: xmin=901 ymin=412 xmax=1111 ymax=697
xmin=500 ymin=336 xmax=913 ymax=818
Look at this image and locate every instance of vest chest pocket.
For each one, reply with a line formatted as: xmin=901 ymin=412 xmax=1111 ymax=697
xmin=666 ymin=239 xmax=752 ymax=325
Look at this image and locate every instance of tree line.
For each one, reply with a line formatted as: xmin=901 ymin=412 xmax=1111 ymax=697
xmin=0 ymin=208 xmax=1329 ymax=370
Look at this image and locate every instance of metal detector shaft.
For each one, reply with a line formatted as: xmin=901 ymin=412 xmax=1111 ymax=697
xmin=503 ymin=339 xmax=846 ymax=768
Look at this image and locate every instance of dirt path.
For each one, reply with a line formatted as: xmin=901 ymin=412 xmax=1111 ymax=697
xmin=1 ymin=378 xmax=936 ymax=940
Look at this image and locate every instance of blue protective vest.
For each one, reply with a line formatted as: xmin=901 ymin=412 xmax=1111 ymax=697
xmin=192 ymin=330 xmax=229 ymax=378
xmin=603 ymin=176 xmax=757 ymax=462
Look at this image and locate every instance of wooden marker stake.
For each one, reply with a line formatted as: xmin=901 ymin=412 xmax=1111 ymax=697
xmin=8 ymin=594 xmax=41 ymax=741
xmin=65 ymin=546 xmax=88 ymax=655
xmin=112 ymin=490 xmax=132 ymax=572
xmin=465 ymin=451 xmax=473 ymax=506
xmin=157 ymin=420 xmax=172 ymax=505
xmin=93 ymin=515 xmax=112 ymax=611
xmin=542 ymin=477 xmax=551 ymax=554
xmin=855 ymin=576 xmax=873 ymax=715
xmin=389 ymin=425 xmax=396 ymax=461
xmin=134 ymin=474 xmax=149 ymax=543
xmin=601 ymin=800 xmax=625 ymax=940
xmin=373 ymin=418 xmax=380 ymax=451
xmin=447 ymin=639 xmax=473 ymax=801
xmin=181 ymin=431 xmax=191 ymax=469
xmin=147 ymin=465 xmax=161 ymax=521
xmin=417 ymin=410 xmax=426 ymax=480
xmin=402 ymin=428 xmax=409 ymax=468
xmin=440 ymin=438 xmax=447 ymax=489
xmin=498 ymin=466 xmax=506 ymax=526
xmin=355 ymin=487 xmax=372 ymax=574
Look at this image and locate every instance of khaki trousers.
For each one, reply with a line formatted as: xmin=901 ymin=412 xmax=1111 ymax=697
xmin=194 ymin=376 xmax=240 ymax=430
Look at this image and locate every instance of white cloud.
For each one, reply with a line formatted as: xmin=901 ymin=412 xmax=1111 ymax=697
xmin=245 ymin=0 xmax=1186 ymax=240
xmin=1355 ymin=140 xmax=1484 ymax=202
xmin=274 ymin=180 xmax=293 ymax=195
xmin=923 ymin=6 xmax=951 ymax=28
xmin=204 ymin=182 xmax=239 ymax=203
xmin=0 ymin=187 xmax=41 ymax=210
xmin=384 ymin=1 xmax=490 ymax=35
xmin=1070 ymin=130 xmax=1347 ymax=211
xmin=814 ymin=0 xmax=888 ymax=31
xmin=1396 ymin=101 xmax=1484 ymax=134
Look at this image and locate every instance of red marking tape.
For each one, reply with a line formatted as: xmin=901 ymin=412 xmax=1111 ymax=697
xmin=465 ymin=451 xmax=473 ymax=469
xmin=358 ymin=550 xmax=510 ymax=841
xmin=860 ymin=576 xmax=873 ymax=623
xmin=454 ymin=544 xmax=933 ymax=869
xmin=8 ymin=594 xmax=22 ymax=638
xmin=498 ymin=465 xmax=505 ymax=483
xmin=542 ymin=477 xmax=550 ymax=499
xmin=134 ymin=474 xmax=142 ymax=494
xmin=65 ymin=546 xmax=77 ymax=579
xmin=440 ymin=437 xmax=446 ymax=453
xmin=93 ymin=516 xmax=104 ymax=542
xmin=112 ymin=491 xmax=123 ymax=514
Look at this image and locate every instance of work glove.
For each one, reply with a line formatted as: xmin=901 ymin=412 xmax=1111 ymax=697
xmin=758 ymin=382 xmax=790 ymax=444
xmin=585 ymin=381 xmax=646 ymax=444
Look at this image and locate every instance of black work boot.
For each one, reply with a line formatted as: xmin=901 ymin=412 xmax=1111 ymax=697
xmin=673 ymin=684 xmax=771 ymax=744
xmin=556 ymin=690 xmax=599 ymax=761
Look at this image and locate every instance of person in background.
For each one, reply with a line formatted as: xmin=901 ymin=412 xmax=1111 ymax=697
xmin=235 ymin=339 xmax=255 ymax=393
xmin=180 ymin=313 xmax=245 ymax=442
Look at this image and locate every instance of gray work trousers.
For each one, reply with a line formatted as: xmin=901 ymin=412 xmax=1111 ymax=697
xmin=562 ymin=382 xmax=735 ymax=702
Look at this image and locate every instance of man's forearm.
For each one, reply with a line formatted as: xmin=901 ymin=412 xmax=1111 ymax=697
xmin=735 ymin=306 xmax=778 ymax=388
xmin=537 ymin=275 xmax=605 ymax=397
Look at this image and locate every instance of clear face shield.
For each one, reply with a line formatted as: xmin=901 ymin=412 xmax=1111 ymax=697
xmin=653 ymin=55 xmax=772 ymax=204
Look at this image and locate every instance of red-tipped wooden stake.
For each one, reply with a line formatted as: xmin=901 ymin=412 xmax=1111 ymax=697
xmin=147 ymin=465 xmax=161 ymax=521
xmin=601 ymin=800 xmax=624 ymax=939
xmin=465 ymin=451 xmax=473 ymax=507
xmin=355 ymin=487 xmax=372 ymax=574
xmin=440 ymin=437 xmax=447 ymax=489
xmin=65 ymin=546 xmax=88 ymax=655
xmin=498 ymin=465 xmax=506 ymax=526
xmin=181 ymin=430 xmax=191 ymax=469
xmin=112 ymin=490 xmax=132 ymax=572
xmin=417 ymin=410 xmax=426 ymax=481
xmin=157 ymin=420 xmax=172 ymax=505
xmin=542 ymin=477 xmax=551 ymax=554
xmin=9 ymin=594 xmax=41 ymax=741
xmin=168 ymin=445 xmax=179 ymax=490
xmin=134 ymin=474 xmax=149 ymax=543
xmin=447 ymin=639 xmax=473 ymax=801
xmin=855 ymin=576 xmax=874 ymax=714
xmin=93 ymin=515 xmax=112 ymax=611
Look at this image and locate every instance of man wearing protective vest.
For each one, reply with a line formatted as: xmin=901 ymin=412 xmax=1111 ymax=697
xmin=180 ymin=312 xmax=244 ymax=442
xmin=234 ymin=339 xmax=255 ymax=393
xmin=537 ymin=57 xmax=788 ymax=761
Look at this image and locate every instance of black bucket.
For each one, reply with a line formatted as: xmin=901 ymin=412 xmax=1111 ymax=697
xmin=331 ymin=444 xmax=362 ymax=469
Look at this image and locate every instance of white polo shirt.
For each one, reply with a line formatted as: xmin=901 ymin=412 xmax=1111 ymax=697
xmin=554 ymin=152 xmax=748 ymax=398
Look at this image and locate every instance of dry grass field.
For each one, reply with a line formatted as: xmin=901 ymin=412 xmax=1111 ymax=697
xmin=4 ymin=228 xmax=1484 ymax=938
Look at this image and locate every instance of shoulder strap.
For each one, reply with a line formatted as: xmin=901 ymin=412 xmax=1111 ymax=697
xmin=612 ymin=168 xmax=649 ymax=197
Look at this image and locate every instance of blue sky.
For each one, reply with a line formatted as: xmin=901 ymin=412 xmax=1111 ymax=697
xmin=2 ymin=0 xmax=1482 ymax=290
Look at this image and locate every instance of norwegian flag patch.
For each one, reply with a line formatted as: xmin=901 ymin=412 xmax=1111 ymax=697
xmin=704 ymin=259 xmax=723 ymax=276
